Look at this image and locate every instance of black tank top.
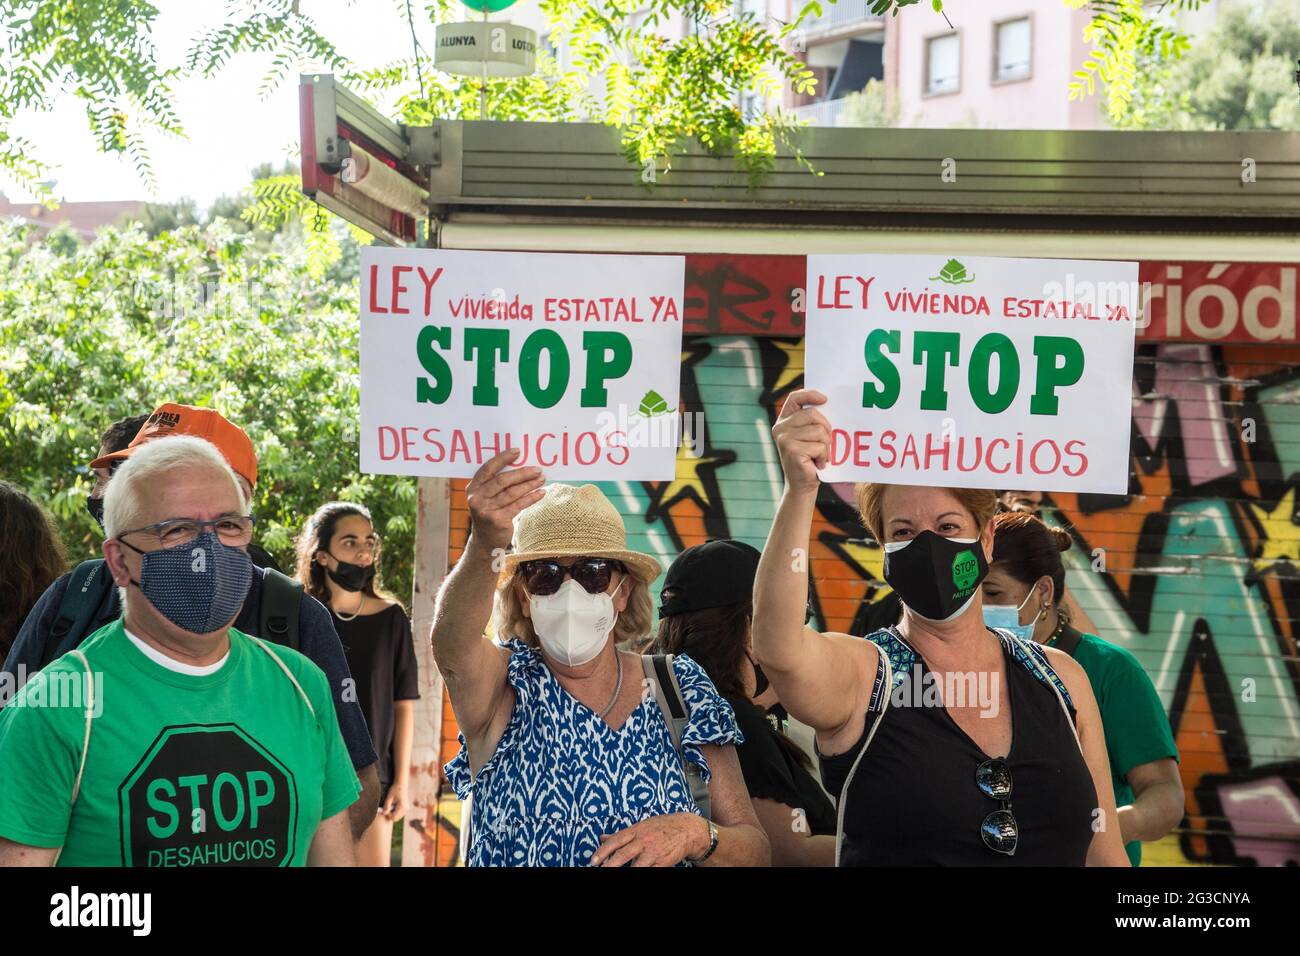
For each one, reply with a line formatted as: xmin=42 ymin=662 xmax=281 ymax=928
xmin=819 ymin=639 xmax=1097 ymax=866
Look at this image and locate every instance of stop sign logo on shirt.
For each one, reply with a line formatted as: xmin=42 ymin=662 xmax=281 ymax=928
xmin=119 ymin=724 xmax=297 ymax=867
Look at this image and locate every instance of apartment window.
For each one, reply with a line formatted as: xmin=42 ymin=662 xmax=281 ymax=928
xmin=994 ymin=18 xmax=1031 ymax=82
xmin=925 ymin=33 xmax=960 ymax=95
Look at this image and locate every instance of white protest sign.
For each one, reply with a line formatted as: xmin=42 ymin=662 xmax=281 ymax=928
xmin=360 ymin=248 xmax=685 ymax=480
xmin=805 ymin=254 xmax=1138 ymax=494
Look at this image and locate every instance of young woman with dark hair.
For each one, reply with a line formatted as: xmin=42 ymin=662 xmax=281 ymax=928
xmin=296 ymin=502 xmax=419 ymax=866
xmin=656 ymin=539 xmax=836 ymax=866
xmin=0 ymin=482 xmax=67 ymax=661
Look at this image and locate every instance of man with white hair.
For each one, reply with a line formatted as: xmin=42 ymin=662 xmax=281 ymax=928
xmin=2 ymin=402 xmax=382 ymax=840
xmin=0 ymin=436 xmax=359 ymax=866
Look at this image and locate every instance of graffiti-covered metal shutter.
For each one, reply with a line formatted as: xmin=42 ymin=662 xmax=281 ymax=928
xmin=302 ymin=103 xmax=1300 ymax=866
xmin=427 ymin=251 xmax=1300 ymax=867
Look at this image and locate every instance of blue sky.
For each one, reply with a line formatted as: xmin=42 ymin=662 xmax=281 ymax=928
xmin=6 ymin=1 xmax=421 ymax=207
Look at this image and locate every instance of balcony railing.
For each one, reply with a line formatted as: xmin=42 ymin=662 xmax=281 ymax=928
xmin=799 ymin=0 xmax=883 ymax=37
xmin=788 ymin=97 xmax=853 ymax=127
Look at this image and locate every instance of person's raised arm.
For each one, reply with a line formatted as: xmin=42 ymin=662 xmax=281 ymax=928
xmin=752 ymin=389 xmax=873 ymax=739
xmin=430 ymin=449 xmax=544 ymax=740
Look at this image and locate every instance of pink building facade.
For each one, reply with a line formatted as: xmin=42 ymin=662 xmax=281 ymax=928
xmin=884 ymin=0 xmax=1101 ymax=129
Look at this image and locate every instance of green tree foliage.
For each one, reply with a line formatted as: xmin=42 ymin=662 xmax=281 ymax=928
xmin=0 ymin=218 xmax=418 ymax=606
xmin=0 ymin=0 xmax=183 ymax=197
xmin=1066 ymin=0 xmax=1207 ymax=124
xmin=135 ymin=161 xmax=300 ymax=238
xmin=2 ymin=0 xmax=1211 ymax=201
xmin=1115 ymin=0 xmax=1300 ymax=130
xmin=298 ymin=0 xmax=820 ymax=181
xmin=128 ymin=160 xmax=365 ymax=284
xmin=839 ymin=78 xmax=899 ymax=127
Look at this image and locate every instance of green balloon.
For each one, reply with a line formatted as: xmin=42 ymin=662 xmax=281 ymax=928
xmin=461 ymin=0 xmax=518 ymax=11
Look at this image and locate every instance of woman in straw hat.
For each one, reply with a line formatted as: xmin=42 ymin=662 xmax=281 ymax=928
xmin=435 ymin=450 xmax=769 ymax=867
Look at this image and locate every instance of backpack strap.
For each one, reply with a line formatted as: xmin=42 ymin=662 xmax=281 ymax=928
xmin=640 ymin=653 xmax=711 ymax=821
xmin=52 ymin=648 xmax=96 ymax=867
xmin=259 ymin=569 xmax=303 ymax=651
xmin=43 ymin=560 xmax=114 ymax=669
xmin=247 ymin=636 xmax=316 ymax=718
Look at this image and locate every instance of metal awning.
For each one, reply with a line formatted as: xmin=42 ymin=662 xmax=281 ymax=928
xmin=427 ymin=120 xmax=1300 ymax=222
xmin=300 ymin=74 xmax=1300 ymax=243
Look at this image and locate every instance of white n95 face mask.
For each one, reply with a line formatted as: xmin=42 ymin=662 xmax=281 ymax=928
xmin=529 ymin=578 xmax=619 ymax=666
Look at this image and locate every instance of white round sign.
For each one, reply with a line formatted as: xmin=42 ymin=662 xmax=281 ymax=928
xmin=434 ymin=21 xmax=537 ymax=78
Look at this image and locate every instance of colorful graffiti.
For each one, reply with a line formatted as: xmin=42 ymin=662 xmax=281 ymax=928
xmin=428 ymin=255 xmax=1300 ymax=867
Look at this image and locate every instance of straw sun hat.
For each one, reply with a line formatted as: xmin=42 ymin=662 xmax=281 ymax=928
xmin=497 ymin=483 xmax=662 ymax=587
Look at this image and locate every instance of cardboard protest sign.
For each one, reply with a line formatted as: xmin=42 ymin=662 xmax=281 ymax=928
xmin=360 ymin=248 xmax=685 ymax=480
xmin=805 ymin=254 xmax=1138 ymax=494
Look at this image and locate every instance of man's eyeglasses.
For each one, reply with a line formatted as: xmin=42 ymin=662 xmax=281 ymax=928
xmin=976 ymin=757 xmax=1017 ymax=856
xmin=117 ymin=515 xmax=256 ymax=551
xmin=519 ymin=557 xmax=624 ymax=596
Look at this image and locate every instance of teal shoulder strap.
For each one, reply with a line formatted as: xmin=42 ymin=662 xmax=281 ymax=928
xmin=44 ymin=560 xmax=113 ymax=668
xmin=865 ymin=626 xmax=913 ymax=713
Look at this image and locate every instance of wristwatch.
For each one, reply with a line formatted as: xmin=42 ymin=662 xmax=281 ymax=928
xmin=688 ymin=819 xmax=719 ymax=864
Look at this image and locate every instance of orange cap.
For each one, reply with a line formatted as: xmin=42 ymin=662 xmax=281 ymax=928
xmin=88 ymin=403 xmax=258 ymax=488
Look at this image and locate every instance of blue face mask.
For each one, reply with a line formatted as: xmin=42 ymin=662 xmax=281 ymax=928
xmin=983 ymin=589 xmax=1037 ymax=642
xmin=121 ymin=530 xmax=253 ymax=634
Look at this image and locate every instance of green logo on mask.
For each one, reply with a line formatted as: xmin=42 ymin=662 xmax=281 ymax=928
xmin=951 ymin=549 xmax=979 ymax=594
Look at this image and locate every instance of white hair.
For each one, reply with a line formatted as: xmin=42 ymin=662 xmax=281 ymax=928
xmin=103 ymin=435 xmax=244 ymax=539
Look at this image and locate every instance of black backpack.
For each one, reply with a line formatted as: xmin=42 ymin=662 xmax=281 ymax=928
xmin=40 ymin=558 xmax=303 ymax=668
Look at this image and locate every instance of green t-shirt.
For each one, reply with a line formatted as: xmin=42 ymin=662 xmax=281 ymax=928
xmin=1071 ymin=633 xmax=1179 ymax=867
xmin=0 ymin=619 xmax=360 ymax=867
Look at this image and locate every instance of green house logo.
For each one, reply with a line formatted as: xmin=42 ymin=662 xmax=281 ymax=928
xmin=930 ymin=258 xmax=976 ymax=285
xmin=636 ymin=389 xmax=673 ymax=418
xmin=951 ymin=549 xmax=979 ymax=594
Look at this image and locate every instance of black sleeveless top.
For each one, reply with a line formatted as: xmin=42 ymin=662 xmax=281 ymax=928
xmin=819 ymin=638 xmax=1097 ymax=866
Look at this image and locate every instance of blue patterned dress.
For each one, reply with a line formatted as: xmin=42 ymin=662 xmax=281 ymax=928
xmin=443 ymin=639 xmax=743 ymax=867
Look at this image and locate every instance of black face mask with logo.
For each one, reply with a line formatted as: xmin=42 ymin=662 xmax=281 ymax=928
xmin=882 ymin=530 xmax=989 ymax=623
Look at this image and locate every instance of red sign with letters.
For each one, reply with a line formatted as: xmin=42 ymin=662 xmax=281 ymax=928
xmin=682 ymin=254 xmax=1298 ymax=343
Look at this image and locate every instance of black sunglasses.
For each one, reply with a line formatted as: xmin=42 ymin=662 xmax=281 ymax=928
xmin=976 ymin=757 xmax=1017 ymax=856
xmin=519 ymin=557 xmax=625 ymax=596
